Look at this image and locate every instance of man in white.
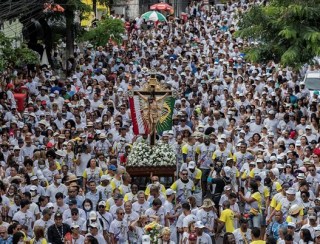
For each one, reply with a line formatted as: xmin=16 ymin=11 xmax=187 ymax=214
xmin=233 ymin=214 xmax=252 ymax=243
xmin=196 ymin=199 xmax=217 ymax=238
xmin=33 ymin=208 xmax=54 ymax=239
xmin=109 ymin=208 xmax=129 ymax=244
xmin=12 ymin=199 xmax=35 ymax=237
xmin=46 ymin=173 xmax=68 ymax=203
xmin=195 ymin=221 xmax=212 ymax=244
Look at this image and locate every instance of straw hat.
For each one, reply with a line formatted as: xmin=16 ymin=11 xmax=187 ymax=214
xmin=201 ymin=198 xmax=214 ymax=208
xmin=67 ymin=174 xmax=79 ymax=183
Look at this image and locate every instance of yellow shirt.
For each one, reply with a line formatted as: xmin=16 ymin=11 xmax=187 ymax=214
xmin=30 ymin=238 xmax=47 ymax=244
xmin=82 ymin=168 xmax=103 ymax=178
xmin=250 ymin=241 xmax=266 ymax=244
xmin=251 ymin=192 xmax=262 ymax=210
xmin=145 ymin=184 xmax=166 ymax=196
xmin=219 ymin=208 xmax=235 ymax=232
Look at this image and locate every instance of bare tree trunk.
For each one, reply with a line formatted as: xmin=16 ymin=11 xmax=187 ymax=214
xmin=93 ymin=0 xmax=97 ymax=17
xmin=65 ymin=8 xmax=74 ymax=75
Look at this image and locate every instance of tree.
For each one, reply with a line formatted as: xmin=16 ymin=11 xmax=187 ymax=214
xmin=81 ymin=17 xmax=125 ymax=46
xmin=0 ymin=33 xmax=39 ymax=71
xmin=236 ymin=0 xmax=320 ymax=69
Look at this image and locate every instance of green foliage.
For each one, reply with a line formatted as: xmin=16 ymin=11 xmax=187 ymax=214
xmin=0 ymin=33 xmax=39 ymax=71
xmin=236 ymin=0 xmax=320 ymax=69
xmin=81 ymin=17 xmax=125 ymax=46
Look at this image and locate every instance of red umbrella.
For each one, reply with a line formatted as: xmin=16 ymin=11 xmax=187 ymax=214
xmin=150 ymin=3 xmax=173 ymax=11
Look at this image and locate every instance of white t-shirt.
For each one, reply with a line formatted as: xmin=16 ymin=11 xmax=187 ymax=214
xmin=183 ymin=214 xmax=198 ymax=228
xmin=196 ymin=232 xmax=213 ymax=244
xmin=233 ymin=228 xmax=252 ymax=244
xmin=109 ymin=219 xmax=129 ymax=244
xmin=12 ymin=210 xmax=35 ymax=236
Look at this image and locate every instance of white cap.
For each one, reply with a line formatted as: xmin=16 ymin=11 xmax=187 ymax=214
xmin=268 ymin=110 xmax=275 ymax=115
xmin=195 ymin=221 xmax=205 ymax=228
xmin=297 ymin=173 xmax=306 ymax=179
xmin=188 ymin=161 xmax=196 ymax=169
xmin=90 ymin=222 xmax=99 ymax=228
xmin=101 ymin=175 xmax=112 ymax=181
xmin=30 ymin=185 xmax=37 ymax=191
xmin=71 ymin=222 xmax=80 ymax=228
xmin=270 ymin=156 xmax=277 ymax=161
xmin=98 ymin=201 xmax=106 ymax=206
xmin=224 ymin=185 xmax=231 ymax=191
xmin=13 ymin=146 xmax=20 ymax=150
xmin=270 ymin=168 xmax=280 ymax=177
xmin=223 ymin=166 xmax=231 ymax=178
xmin=89 ymin=211 xmax=97 ymax=220
xmin=165 ymin=189 xmax=176 ymax=196
xmin=55 ymin=150 xmax=66 ymax=157
xmin=46 ymin=202 xmax=54 ymax=208
xmin=286 ymin=187 xmax=296 ymax=195
xmin=288 ymin=222 xmax=296 ymax=228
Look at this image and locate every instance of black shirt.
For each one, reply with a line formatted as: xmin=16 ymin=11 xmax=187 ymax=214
xmin=47 ymin=223 xmax=71 ymax=244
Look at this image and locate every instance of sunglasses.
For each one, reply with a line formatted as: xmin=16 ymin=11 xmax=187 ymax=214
xmin=72 ymin=213 xmax=78 ymax=216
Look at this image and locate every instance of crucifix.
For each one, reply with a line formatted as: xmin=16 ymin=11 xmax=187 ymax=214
xmin=130 ymin=72 xmax=174 ymax=146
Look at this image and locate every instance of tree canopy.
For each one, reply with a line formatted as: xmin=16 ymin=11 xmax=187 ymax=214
xmin=81 ymin=17 xmax=125 ymax=46
xmin=236 ymin=0 xmax=320 ymax=69
xmin=0 ymin=33 xmax=39 ymax=71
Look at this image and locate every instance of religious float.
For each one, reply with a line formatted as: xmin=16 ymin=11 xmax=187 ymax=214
xmin=126 ymin=72 xmax=177 ymax=189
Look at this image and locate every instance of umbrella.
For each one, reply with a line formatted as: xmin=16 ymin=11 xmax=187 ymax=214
xmin=150 ymin=3 xmax=173 ymax=11
xmin=141 ymin=11 xmax=167 ymax=22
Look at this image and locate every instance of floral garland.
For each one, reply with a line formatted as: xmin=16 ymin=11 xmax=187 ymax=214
xmin=127 ymin=142 xmax=176 ymax=167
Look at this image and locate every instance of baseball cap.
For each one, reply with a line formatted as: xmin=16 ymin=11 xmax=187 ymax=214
xmin=68 ymin=199 xmax=77 ymax=205
xmin=90 ymin=222 xmax=99 ymax=228
xmin=54 ymin=212 xmax=63 ymax=219
xmin=98 ymin=201 xmax=106 ymax=206
xmin=286 ymin=187 xmax=296 ymax=195
xmin=108 ymin=165 xmax=117 ymax=171
xmin=71 ymin=222 xmax=80 ymax=229
xmin=101 ymin=175 xmax=112 ymax=181
xmin=287 ymin=222 xmax=296 ymax=228
xmin=195 ymin=221 xmax=205 ymax=228
xmin=188 ymin=161 xmax=196 ymax=169
xmin=224 ymin=185 xmax=231 ymax=191
xmin=165 ymin=189 xmax=176 ymax=196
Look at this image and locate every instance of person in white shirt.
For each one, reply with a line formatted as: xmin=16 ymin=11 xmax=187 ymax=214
xmin=12 ymin=199 xmax=35 ymax=237
xmin=85 ymin=221 xmax=106 ymax=244
xmin=69 ymin=223 xmax=85 ymax=244
xmin=233 ymin=214 xmax=252 ymax=244
xmin=33 ymin=208 xmax=54 ymax=239
xmin=195 ymin=221 xmax=212 ymax=244
xmin=145 ymin=198 xmax=166 ymax=226
xmin=109 ymin=208 xmax=129 ymax=244
xmin=46 ymin=174 xmax=68 ymax=203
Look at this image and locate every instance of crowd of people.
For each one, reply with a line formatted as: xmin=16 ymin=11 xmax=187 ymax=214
xmin=0 ymin=0 xmax=320 ymax=243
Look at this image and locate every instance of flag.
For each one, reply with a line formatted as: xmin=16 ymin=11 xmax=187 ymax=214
xmin=156 ymin=96 xmax=175 ymax=133
xmin=129 ymin=95 xmax=150 ymax=135
xmin=129 ymin=95 xmax=175 ymax=135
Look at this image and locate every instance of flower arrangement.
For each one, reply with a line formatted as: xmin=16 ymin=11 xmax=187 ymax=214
xmin=144 ymin=221 xmax=162 ymax=243
xmin=127 ymin=142 xmax=152 ymax=167
xmin=149 ymin=143 xmax=176 ymax=167
xmin=127 ymin=142 xmax=176 ymax=167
